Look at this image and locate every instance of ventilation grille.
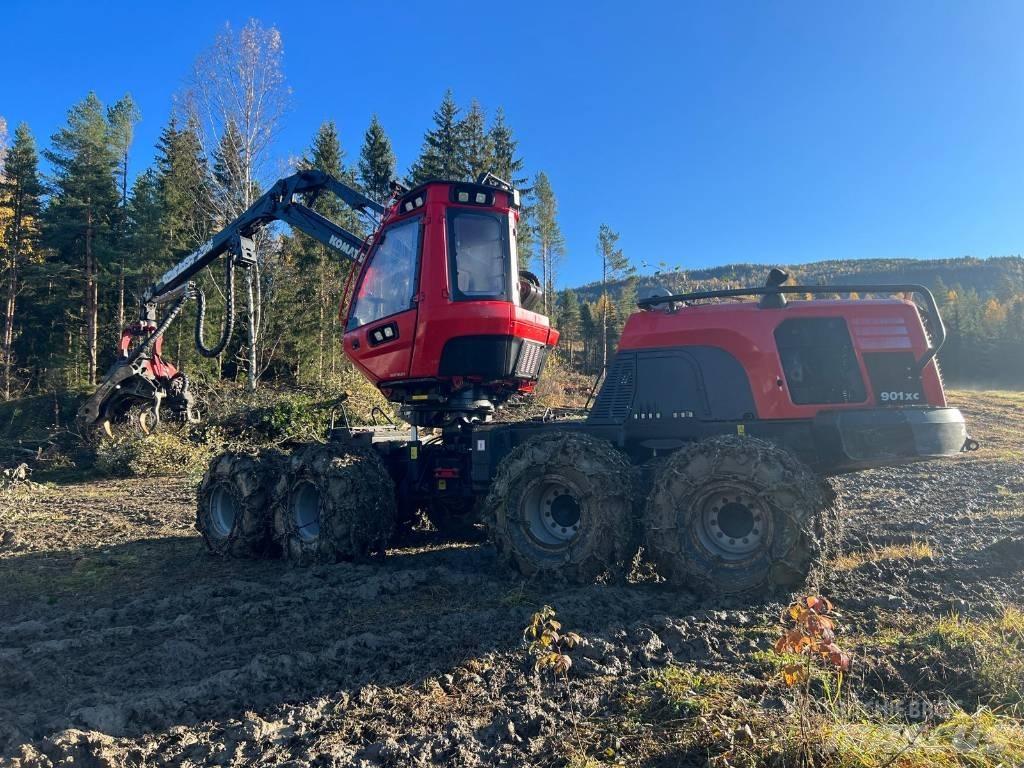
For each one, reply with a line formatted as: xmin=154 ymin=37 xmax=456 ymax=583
xmin=514 ymin=340 xmax=545 ymax=378
xmin=587 ymin=354 xmax=636 ymax=423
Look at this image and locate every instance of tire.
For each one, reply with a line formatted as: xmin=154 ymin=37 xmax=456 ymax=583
xmin=273 ymin=443 xmax=397 ymax=565
xmin=196 ymin=450 xmax=281 ymax=557
xmin=643 ymin=435 xmax=840 ymax=596
xmin=483 ymin=431 xmax=635 ymax=583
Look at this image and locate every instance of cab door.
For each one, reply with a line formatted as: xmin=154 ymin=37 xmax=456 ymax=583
xmin=343 ymin=217 xmax=421 ymax=385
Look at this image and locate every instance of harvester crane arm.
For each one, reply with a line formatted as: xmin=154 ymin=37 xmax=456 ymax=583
xmin=78 ymin=170 xmax=387 ymax=433
xmin=144 ymin=170 xmax=384 ymax=304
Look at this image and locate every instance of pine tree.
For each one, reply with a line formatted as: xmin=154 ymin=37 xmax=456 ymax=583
xmin=410 ymin=90 xmax=463 ymax=184
xmin=458 ymin=99 xmax=492 ymax=182
xmin=596 ymin=223 xmax=633 ymax=370
xmin=107 ymin=95 xmax=141 ymax=207
xmin=43 ymin=93 xmax=121 ymax=386
xmin=358 ymin=114 xmax=396 ymax=204
xmin=0 ymin=123 xmax=43 ymax=398
xmin=106 ymin=94 xmax=142 ymax=335
xmin=532 ymin=172 xmax=565 ymax=316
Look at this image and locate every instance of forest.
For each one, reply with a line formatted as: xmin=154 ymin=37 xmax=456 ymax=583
xmin=1 ymin=19 xmax=1021 ymax=411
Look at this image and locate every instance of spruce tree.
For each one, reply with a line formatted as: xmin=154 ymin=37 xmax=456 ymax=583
xmin=358 ymin=114 xmax=396 ymax=204
xmin=127 ymin=169 xmax=169 ymax=280
xmin=458 ymin=99 xmax=492 ymax=182
xmin=156 ymin=115 xmax=212 ymax=255
xmin=212 ymin=119 xmax=250 ymax=221
xmin=487 ymin=108 xmax=533 ymax=264
xmin=0 ymin=123 xmax=43 ymax=398
xmin=43 ymin=93 xmax=121 ymax=385
xmin=410 ymin=90 xmax=463 ymax=184
xmin=295 ymin=121 xmax=358 ymax=382
xmin=532 ymin=172 xmax=565 ymax=316
xmin=488 ymin=107 xmax=527 ymax=188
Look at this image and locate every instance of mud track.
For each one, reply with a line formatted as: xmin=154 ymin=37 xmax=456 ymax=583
xmin=1 ymin=391 xmax=1021 ymax=766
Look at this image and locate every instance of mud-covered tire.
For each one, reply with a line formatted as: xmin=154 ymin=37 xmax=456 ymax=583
xmin=196 ymin=450 xmax=281 ymax=557
xmin=273 ymin=443 xmax=397 ymax=565
xmin=483 ymin=431 xmax=635 ymax=583
xmin=643 ymin=436 xmax=840 ymax=596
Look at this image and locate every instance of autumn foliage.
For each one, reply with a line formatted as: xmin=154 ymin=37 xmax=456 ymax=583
xmin=525 ymin=604 xmax=583 ymax=677
xmin=775 ymin=595 xmax=851 ymax=687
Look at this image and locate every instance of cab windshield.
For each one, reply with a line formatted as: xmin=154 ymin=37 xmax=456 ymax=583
xmin=347 ymin=218 xmax=420 ymax=331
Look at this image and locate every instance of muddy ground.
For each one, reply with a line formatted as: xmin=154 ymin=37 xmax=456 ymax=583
xmin=0 ymin=390 xmax=1021 ymax=767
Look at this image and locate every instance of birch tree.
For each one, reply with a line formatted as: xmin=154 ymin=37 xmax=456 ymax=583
xmin=181 ymin=18 xmax=291 ymax=391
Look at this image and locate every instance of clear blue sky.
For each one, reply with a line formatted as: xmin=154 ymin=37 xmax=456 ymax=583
xmin=4 ymin=1 xmax=1023 ymax=287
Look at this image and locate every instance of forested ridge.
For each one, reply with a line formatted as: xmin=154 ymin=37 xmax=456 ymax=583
xmin=1 ymin=19 xmax=1021 ymax=409
xmin=561 ymin=256 xmax=1024 ymax=386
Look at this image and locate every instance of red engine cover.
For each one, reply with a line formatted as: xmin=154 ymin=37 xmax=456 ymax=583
xmin=619 ymin=298 xmax=946 ymax=420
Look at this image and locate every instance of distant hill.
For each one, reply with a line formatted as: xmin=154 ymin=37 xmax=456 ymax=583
xmin=569 ymin=256 xmax=1024 ymax=302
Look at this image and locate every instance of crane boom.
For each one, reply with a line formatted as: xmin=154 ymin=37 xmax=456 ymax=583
xmin=78 ymin=170 xmax=388 ymax=433
xmin=144 ymin=170 xmax=383 ymax=304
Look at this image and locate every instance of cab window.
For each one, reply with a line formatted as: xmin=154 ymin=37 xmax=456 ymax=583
xmin=347 ymin=218 xmax=420 ymax=331
xmin=447 ymin=210 xmax=509 ymax=301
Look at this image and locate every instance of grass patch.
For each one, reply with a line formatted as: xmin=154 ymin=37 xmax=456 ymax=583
xmin=819 ymin=706 xmax=1024 ymax=768
xmin=834 ymin=541 xmax=937 ymax=572
xmin=860 ymin=607 xmax=1024 ymax=714
xmin=626 ymin=665 xmax=741 ymax=722
xmin=924 ymin=608 xmax=1024 ymax=713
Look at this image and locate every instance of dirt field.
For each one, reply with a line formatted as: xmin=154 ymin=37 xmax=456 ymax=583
xmin=1 ymin=391 xmax=1022 ymax=767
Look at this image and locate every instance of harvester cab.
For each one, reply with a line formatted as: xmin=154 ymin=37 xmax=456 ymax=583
xmin=343 ymin=177 xmax=557 ymax=427
xmin=79 ymin=171 xmax=556 ymax=435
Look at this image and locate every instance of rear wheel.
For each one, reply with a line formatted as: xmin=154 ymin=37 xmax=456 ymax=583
xmin=273 ymin=443 xmax=397 ymax=565
xmin=483 ymin=432 xmax=635 ymax=582
xmin=196 ymin=451 xmax=281 ymax=557
xmin=643 ymin=435 xmax=839 ymax=596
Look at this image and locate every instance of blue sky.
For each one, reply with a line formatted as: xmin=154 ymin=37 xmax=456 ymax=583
xmin=4 ymin=1 xmax=1023 ymax=287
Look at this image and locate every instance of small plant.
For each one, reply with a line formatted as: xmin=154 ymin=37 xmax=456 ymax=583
xmin=775 ymin=595 xmax=851 ymax=687
xmin=775 ymin=595 xmax=851 ymax=766
xmin=524 ymin=606 xmax=592 ymax=764
xmin=525 ymin=604 xmax=583 ymax=677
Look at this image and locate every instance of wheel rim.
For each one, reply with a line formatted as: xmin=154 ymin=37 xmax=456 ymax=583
xmin=520 ymin=478 xmax=583 ymax=547
xmin=291 ymin=481 xmax=321 ymax=543
xmin=209 ymin=485 xmax=238 ymax=539
xmin=694 ymin=486 xmax=768 ymax=560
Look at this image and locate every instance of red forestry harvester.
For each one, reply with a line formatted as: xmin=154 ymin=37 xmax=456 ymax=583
xmin=80 ymin=170 xmax=973 ymax=595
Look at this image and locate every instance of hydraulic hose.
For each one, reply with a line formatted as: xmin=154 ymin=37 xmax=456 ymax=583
xmin=194 ymin=257 xmax=236 ymax=358
xmin=137 ymin=290 xmax=190 ymax=360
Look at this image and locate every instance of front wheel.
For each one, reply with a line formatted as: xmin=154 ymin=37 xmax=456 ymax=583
xmin=483 ymin=431 xmax=635 ymax=583
xmin=643 ymin=436 xmax=840 ymax=596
